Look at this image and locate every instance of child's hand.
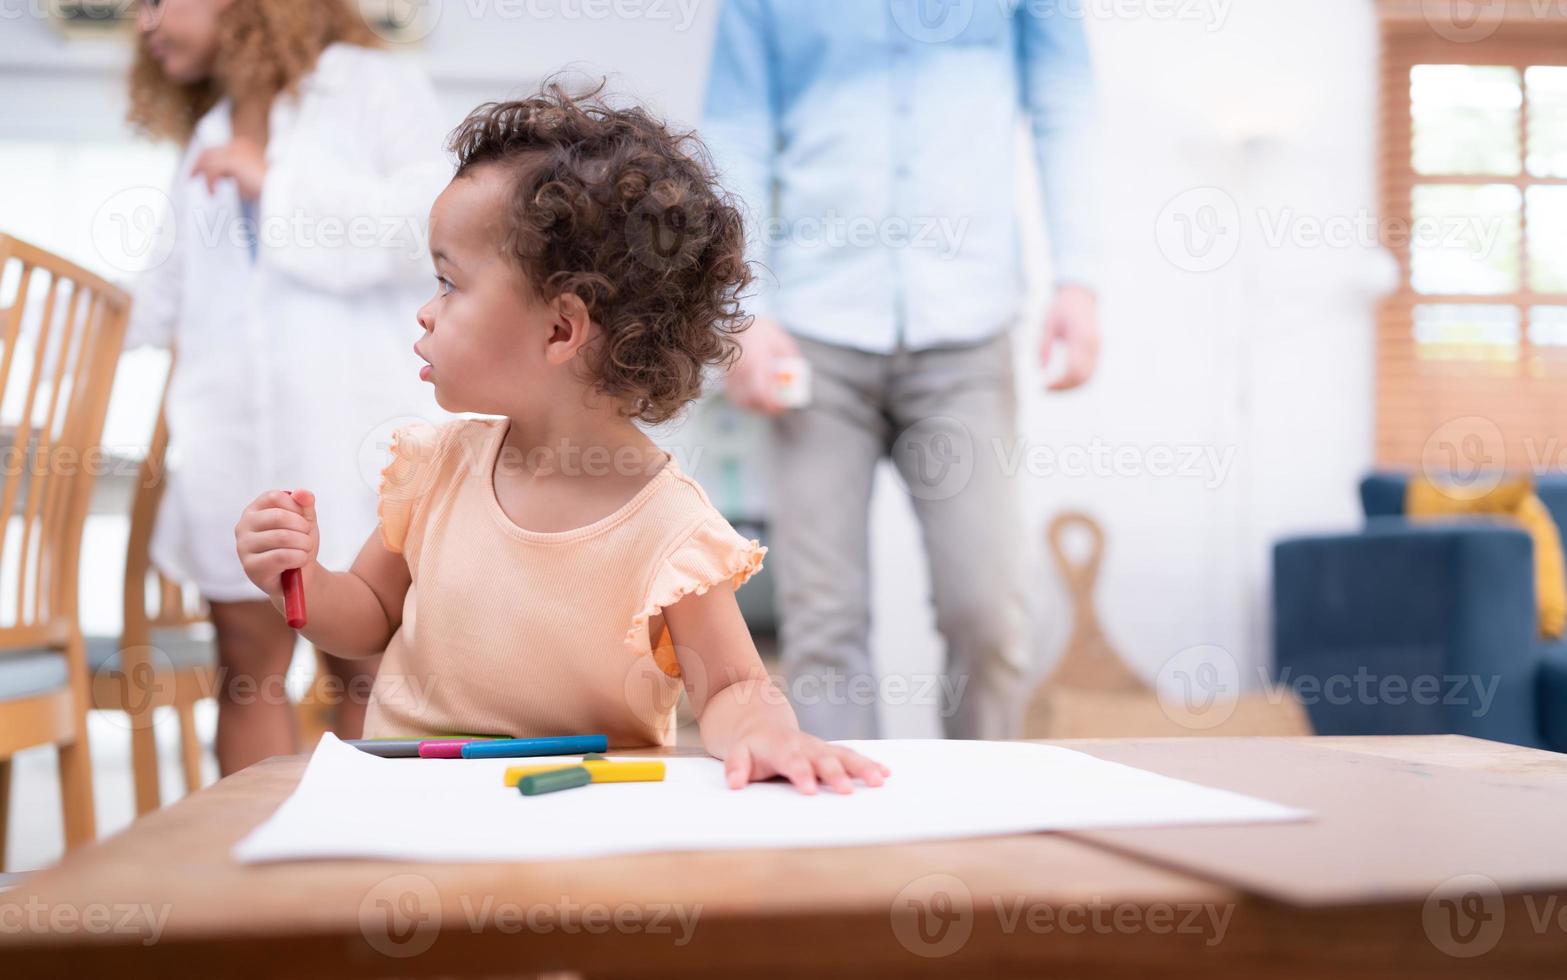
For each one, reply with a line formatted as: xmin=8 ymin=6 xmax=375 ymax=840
xmin=724 ymin=725 xmax=890 ymax=795
xmin=235 ymin=489 xmax=319 ymax=599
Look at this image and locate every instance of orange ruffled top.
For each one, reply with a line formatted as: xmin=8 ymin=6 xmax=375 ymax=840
xmin=361 ymin=418 xmax=765 ymax=746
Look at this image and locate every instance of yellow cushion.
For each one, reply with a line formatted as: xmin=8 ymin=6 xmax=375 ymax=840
xmin=1406 ymin=476 xmax=1567 ymax=638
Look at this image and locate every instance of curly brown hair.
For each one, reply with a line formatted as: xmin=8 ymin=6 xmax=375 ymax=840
xmin=447 ymin=84 xmax=753 ymax=427
xmin=127 ymin=0 xmax=376 ymax=144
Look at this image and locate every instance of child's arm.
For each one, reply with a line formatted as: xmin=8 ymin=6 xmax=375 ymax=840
xmin=664 ymin=581 xmax=889 ymax=795
xmin=234 ymin=489 xmax=411 ymax=658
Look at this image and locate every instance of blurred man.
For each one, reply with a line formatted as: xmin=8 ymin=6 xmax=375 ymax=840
xmin=703 ymin=0 xmax=1102 ymax=740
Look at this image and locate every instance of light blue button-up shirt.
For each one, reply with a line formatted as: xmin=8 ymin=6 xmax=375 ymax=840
xmin=702 ymin=0 xmax=1101 ymax=354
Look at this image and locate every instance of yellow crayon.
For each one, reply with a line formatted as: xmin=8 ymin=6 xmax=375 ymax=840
xmin=503 ymin=759 xmax=665 ymax=787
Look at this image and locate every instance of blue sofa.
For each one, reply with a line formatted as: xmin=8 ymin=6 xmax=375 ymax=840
xmin=1273 ymin=474 xmax=1567 ymax=751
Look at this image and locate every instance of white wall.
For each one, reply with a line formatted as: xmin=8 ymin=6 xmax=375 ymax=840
xmin=873 ymin=0 xmax=1390 ymax=734
xmin=0 ymin=1 xmax=1389 ymax=735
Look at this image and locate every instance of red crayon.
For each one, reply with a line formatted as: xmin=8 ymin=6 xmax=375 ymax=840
xmin=282 ymin=489 xmax=307 ymax=629
xmin=282 ymin=567 xmax=306 ymax=629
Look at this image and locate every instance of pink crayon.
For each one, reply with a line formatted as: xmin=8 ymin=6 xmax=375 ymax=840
xmin=418 ymin=738 xmax=478 ymax=759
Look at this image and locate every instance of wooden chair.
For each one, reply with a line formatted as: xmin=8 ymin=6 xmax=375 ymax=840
xmin=1022 ymin=512 xmax=1312 ymax=739
xmin=0 ymin=234 xmax=132 ymax=867
xmin=88 ymin=371 xmax=218 ymax=817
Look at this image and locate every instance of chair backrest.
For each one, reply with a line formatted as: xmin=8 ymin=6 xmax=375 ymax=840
xmin=1363 ymin=472 xmax=1567 ymax=534
xmin=121 ymin=367 xmax=209 ymax=649
xmin=0 ymin=234 xmax=131 ymax=651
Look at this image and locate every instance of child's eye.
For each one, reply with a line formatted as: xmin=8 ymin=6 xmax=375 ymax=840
xmin=436 ymin=276 xmax=453 ymax=295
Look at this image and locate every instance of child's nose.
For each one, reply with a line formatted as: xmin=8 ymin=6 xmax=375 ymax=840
xmin=416 ymin=304 xmax=434 ymax=332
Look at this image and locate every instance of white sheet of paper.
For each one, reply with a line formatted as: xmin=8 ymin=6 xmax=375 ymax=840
xmin=233 ymin=735 xmax=1310 ymax=864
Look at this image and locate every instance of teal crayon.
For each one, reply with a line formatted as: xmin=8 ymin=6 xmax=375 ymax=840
xmin=461 ymin=735 xmax=609 ymax=759
xmin=518 ymin=766 xmax=593 ymax=796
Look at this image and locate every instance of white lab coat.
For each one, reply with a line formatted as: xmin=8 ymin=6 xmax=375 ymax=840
xmin=128 ymin=43 xmax=451 ymax=601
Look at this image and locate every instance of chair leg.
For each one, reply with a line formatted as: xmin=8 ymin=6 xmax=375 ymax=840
xmin=129 ymin=713 xmax=162 ymax=817
xmin=57 ymin=720 xmax=97 ymax=851
xmin=1 ymin=756 xmax=11 ymax=871
xmin=176 ymin=701 xmax=204 ymax=796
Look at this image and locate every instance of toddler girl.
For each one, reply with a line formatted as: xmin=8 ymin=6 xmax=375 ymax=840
xmin=234 ymin=87 xmax=887 ymax=794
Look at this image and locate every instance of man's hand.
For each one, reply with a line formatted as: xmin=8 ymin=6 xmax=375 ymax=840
xmin=191 ymin=138 xmax=268 ymax=201
xmin=1039 ymin=284 xmax=1099 ymax=391
xmin=725 ymin=315 xmax=802 ymax=415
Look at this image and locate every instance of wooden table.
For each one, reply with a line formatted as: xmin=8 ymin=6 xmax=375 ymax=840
xmin=3 ymin=736 xmax=1566 ymax=978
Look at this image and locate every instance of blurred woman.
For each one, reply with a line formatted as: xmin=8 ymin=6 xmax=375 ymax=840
xmin=125 ymin=0 xmax=449 ymax=772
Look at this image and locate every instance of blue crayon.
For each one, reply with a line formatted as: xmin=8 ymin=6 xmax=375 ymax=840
xmin=460 ymin=735 xmax=609 ymax=759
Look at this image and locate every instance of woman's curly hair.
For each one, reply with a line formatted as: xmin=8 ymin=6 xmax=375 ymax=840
xmin=127 ymin=0 xmax=376 ymax=144
xmin=447 ymin=83 xmax=753 ymax=426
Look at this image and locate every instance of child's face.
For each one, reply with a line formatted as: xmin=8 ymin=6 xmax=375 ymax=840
xmin=415 ymin=167 xmax=574 ymax=418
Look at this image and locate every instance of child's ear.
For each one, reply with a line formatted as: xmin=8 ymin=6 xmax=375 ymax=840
xmin=543 ymin=292 xmax=594 ymax=365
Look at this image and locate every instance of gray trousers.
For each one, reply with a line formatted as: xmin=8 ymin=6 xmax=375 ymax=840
xmin=770 ymin=331 xmax=1030 ymax=741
